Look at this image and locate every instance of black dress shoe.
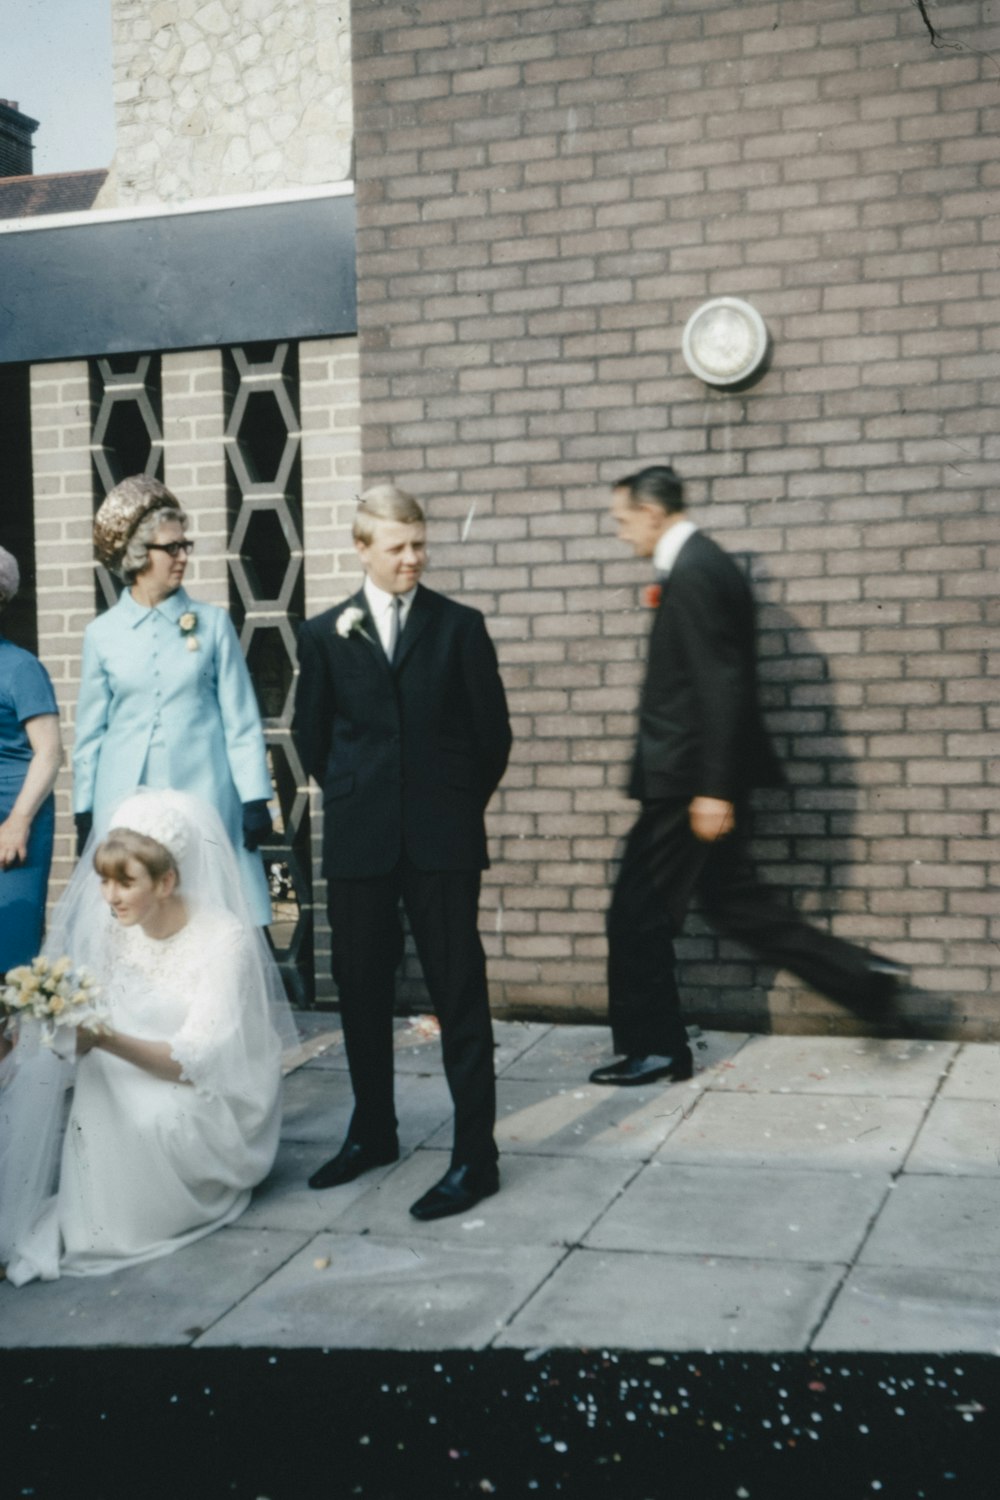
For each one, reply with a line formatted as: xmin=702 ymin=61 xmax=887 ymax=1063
xmin=409 ymin=1162 xmax=500 ymax=1221
xmin=308 ymin=1138 xmax=399 ymax=1191
xmin=588 ymin=1052 xmax=694 ymax=1087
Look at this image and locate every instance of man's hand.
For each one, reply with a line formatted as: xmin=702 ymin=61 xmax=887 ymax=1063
xmin=689 ymin=796 xmax=735 ymax=843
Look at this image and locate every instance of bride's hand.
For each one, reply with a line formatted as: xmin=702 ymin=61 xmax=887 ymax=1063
xmin=76 ymin=1026 xmax=102 ymax=1056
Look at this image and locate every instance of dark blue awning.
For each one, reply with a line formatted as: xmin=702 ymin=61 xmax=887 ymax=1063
xmin=0 ymin=189 xmax=356 ymax=364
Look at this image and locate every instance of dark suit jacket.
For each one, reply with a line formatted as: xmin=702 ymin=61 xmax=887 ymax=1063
xmin=294 ymin=584 xmax=511 ymax=879
xmin=629 ymin=529 xmax=783 ymax=804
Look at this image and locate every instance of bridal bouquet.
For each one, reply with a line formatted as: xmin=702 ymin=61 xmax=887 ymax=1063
xmin=1 ymin=955 xmax=107 ymax=1047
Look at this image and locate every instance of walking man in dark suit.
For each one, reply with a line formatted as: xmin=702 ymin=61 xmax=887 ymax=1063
xmin=589 ymin=465 xmax=909 ymax=1088
xmin=294 ymin=483 xmax=511 ymax=1218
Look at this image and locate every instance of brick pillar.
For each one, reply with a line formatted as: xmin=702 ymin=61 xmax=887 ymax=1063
xmin=299 ymin=334 xmax=363 ymax=1000
xmin=162 ymin=348 xmax=230 ymax=608
xmin=30 ymin=360 xmax=95 ymax=902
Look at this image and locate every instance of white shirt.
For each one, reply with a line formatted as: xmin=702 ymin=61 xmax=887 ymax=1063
xmin=653 ymin=518 xmax=698 ymax=579
xmin=363 ymin=577 xmax=416 ymax=655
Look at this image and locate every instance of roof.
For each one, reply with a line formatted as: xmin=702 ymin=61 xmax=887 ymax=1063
xmin=0 ymin=170 xmax=108 ymax=220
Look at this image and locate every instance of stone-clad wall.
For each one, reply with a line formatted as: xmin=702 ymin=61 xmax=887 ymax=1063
xmin=353 ymin=0 xmax=1000 ymax=1037
xmin=104 ymin=0 xmax=353 ymax=205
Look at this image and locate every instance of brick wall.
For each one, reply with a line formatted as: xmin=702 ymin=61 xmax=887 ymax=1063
xmin=351 ymin=0 xmax=999 ymax=1038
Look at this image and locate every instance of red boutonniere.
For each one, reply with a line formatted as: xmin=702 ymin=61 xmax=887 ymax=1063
xmin=643 ymin=583 xmax=662 ymax=609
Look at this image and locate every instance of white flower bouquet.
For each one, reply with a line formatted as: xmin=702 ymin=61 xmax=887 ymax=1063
xmin=1 ymin=955 xmax=108 ymax=1048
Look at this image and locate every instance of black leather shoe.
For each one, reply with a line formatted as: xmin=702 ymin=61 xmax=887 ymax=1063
xmin=308 ymin=1138 xmax=399 ymax=1191
xmin=588 ymin=1052 xmax=694 ymax=1087
xmin=409 ymin=1162 xmax=500 ymax=1221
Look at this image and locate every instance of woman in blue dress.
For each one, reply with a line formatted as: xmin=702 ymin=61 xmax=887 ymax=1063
xmin=0 ymin=547 xmax=62 ymax=976
xmin=73 ymin=476 xmax=274 ymax=925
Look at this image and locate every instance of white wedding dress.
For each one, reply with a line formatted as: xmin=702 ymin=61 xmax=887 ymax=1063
xmin=0 ymin=789 xmax=294 ymax=1286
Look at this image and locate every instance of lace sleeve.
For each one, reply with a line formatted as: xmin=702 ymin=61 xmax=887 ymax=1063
xmin=169 ymin=917 xmax=245 ymax=1096
xmin=168 ymin=912 xmax=281 ymax=1107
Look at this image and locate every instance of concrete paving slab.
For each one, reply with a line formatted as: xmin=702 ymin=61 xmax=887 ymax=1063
xmin=814 ymin=1266 xmax=1000 ymax=1354
xmin=239 ymin=1140 xmax=407 ymax=1233
xmin=195 ymin=1233 xmax=567 ymax=1350
xmin=280 ymin=1066 xmax=455 ymax=1150
xmin=702 ymin=1034 xmax=955 ymax=1098
xmin=335 ymin=1147 xmax=638 ymax=1248
xmin=905 ymin=1099 xmax=1000 ymax=1177
xmin=657 ymin=1091 xmax=928 ymax=1171
xmin=496 ymin=1246 xmax=843 ymax=1352
xmin=858 ymin=1175 xmax=1000 ymax=1271
xmin=584 ymin=1160 xmax=890 ymax=1264
xmin=280 ymin=1065 xmax=354 ymax=1143
xmin=499 ymin=1023 xmax=749 ymax=1084
xmin=290 ymin=1011 xmax=341 ymax=1041
xmin=0 ymin=1228 xmax=308 ymax=1348
xmin=302 ymin=1017 xmax=549 ymax=1076
xmin=424 ymin=1076 xmax=696 ymax=1159
xmin=938 ymin=1042 xmax=1000 ymax=1100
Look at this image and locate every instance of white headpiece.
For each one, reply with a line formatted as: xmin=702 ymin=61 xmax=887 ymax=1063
xmin=108 ymin=790 xmax=191 ymax=864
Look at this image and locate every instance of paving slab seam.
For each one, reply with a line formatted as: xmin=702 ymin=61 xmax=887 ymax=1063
xmin=803 ymin=1187 xmax=894 ymax=1351
xmin=802 ymin=1040 xmax=966 ymax=1350
xmin=494 ymin=1023 xmax=557 ymax=1075
xmin=186 ymin=1225 xmax=325 ymax=1348
xmin=483 ymin=1238 xmax=578 ymax=1350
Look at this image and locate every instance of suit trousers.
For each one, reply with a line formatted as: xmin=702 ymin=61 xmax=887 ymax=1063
xmin=607 ymin=798 xmax=890 ymax=1057
xmin=326 ymin=858 xmax=497 ymax=1169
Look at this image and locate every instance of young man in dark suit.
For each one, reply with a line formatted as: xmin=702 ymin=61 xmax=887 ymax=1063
xmin=589 ymin=465 xmax=909 ymax=1088
xmin=294 ymin=484 xmax=511 ymax=1218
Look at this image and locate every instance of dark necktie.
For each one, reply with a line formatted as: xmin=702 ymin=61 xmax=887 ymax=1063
xmin=386 ymin=596 xmax=402 ymax=662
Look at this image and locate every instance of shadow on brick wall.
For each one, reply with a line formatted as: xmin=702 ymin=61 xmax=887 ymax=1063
xmin=679 ymin=556 xmax=949 ymax=1041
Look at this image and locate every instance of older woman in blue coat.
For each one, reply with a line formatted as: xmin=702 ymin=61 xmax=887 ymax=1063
xmin=73 ymin=476 xmax=273 ymax=925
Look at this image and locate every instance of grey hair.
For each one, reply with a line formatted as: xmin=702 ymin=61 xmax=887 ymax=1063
xmin=353 ymin=483 xmax=425 ymax=545
xmin=0 ymin=546 xmax=20 ymax=609
xmin=120 ymin=505 xmax=189 ymax=582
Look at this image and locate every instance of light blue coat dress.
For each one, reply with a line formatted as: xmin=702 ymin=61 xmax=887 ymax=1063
xmin=73 ymin=587 xmax=272 ymax=924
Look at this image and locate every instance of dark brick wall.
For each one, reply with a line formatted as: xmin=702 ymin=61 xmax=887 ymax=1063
xmin=351 ymin=0 xmax=999 ymax=1038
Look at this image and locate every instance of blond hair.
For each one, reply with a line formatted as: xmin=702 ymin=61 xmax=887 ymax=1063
xmin=352 ymin=483 xmax=425 ymax=545
xmin=94 ymin=829 xmax=179 ymax=886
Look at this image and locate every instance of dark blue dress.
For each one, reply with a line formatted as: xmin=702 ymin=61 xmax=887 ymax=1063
xmin=0 ymin=636 xmax=58 ymax=972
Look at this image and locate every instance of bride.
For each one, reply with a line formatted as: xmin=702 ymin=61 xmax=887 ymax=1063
xmin=0 ymin=788 xmax=297 ymax=1285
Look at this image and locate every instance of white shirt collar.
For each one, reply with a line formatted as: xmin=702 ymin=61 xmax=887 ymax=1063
xmin=653 ymin=518 xmax=698 ymax=578
xmin=363 ymin=577 xmax=416 ymax=620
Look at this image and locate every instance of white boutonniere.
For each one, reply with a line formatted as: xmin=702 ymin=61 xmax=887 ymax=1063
xmin=335 ymin=605 xmax=371 ymax=642
xmin=179 ymin=611 xmax=199 ymax=651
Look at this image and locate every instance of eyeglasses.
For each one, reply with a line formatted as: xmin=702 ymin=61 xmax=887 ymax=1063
xmin=146 ymin=540 xmax=195 ymax=558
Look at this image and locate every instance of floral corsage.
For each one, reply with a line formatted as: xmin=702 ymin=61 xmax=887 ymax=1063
xmin=179 ymin=611 xmax=199 ymax=651
xmin=335 ymin=605 xmax=369 ymax=641
xmin=2 ymin=955 xmax=108 ymax=1048
xmin=643 ymin=582 xmax=663 ymax=609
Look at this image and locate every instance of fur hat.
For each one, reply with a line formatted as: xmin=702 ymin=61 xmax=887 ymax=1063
xmin=93 ymin=475 xmax=181 ymax=570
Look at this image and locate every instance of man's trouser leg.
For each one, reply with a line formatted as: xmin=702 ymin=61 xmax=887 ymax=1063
xmin=327 ymin=870 xmax=402 ymax=1150
xmin=402 ymin=862 xmax=497 ymax=1170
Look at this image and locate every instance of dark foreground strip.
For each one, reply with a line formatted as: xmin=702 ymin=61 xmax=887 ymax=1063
xmin=2 ymin=1348 xmax=995 ymax=1499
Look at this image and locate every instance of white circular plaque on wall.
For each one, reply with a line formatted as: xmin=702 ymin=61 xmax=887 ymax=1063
xmin=682 ymin=297 xmax=769 ymax=386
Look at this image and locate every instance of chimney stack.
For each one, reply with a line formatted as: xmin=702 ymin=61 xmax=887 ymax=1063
xmin=0 ymin=101 xmax=40 ymax=179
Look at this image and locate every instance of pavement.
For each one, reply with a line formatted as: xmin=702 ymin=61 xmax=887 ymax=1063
xmin=3 ymin=1015 xmax=999 ymax=1356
